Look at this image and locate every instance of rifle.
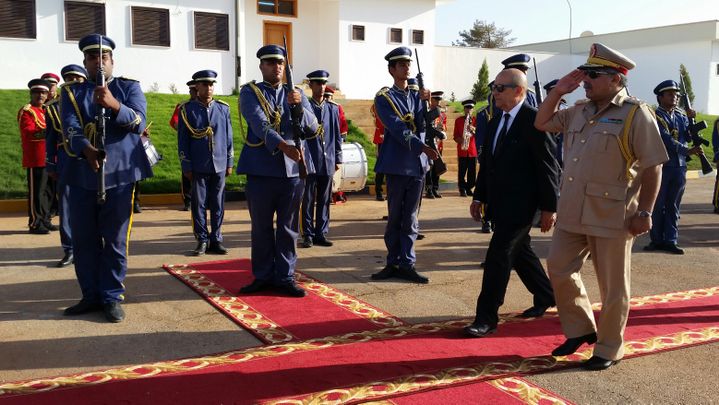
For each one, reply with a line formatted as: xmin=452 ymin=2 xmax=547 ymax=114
xmin=95 ymin=34 xmax=107 ymax=204
xmin=678 ymin=74 xmax=713 ymax=175
xmin=532 ymin=58 xmax=543 ymax=105
xmin=282 ymin=35 xmax=307 ymax=179
xmin=414 ymin=48 xmax=447 ymax=175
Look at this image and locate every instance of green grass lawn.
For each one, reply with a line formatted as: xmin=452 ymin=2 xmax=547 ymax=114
xmin=1 ymin=90 xmax=376 ymax=199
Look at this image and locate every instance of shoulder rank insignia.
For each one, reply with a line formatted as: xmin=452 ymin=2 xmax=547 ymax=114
xmin=375 ymin=86 xmax=390 ymax=97
xmin=216 ymin=99 xmax=230 ymax=107
xmin=575 ymin=98 xmax=590 ymax=105
xmin=22 ymin=103 xmax=32 ymax=112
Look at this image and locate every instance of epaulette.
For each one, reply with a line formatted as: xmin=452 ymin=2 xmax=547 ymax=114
xmin=216 ymin=99 xmax=230 ymax=107
xmin=46 ymin=97 xmax=60 ymax=106
xmin=376 ymin=87 xmax=390 ymax=97
xmin=574 ymin=99 xmax=590 ymax=105
xmin=22 ymin=103 xmax=32 ymax=112
xmin=116 ymin=76 xmax=139 ymax=82
xmin=240 ymin=80 xmax=256 ymax=89
xmin=326 ymin=99 xmax=339 ymax=106
xmin=674 ymin=107 xmax=688 ymax=116
xmin=623 ymin=96 xmax=642 ymax=105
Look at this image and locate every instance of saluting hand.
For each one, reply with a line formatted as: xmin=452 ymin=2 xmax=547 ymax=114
xmin=554 ymin=70 xmax=584 ymax=95
xmin=287 ymin=90 xmax=301 ymax=106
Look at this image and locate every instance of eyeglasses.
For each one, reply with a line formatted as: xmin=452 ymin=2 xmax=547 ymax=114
xmin=490 ymin=83 xmax=518 ymax=92
xmin=584 ymin=70 xmax=613 ymax=79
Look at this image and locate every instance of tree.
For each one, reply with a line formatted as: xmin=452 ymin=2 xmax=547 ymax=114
xmin=453 ymin=20 xmax=515 ymax=48
xmin=679 ymin=64 xmax=695 ymax=108
xmin=471 ymin=58 xmax=490 ymax=102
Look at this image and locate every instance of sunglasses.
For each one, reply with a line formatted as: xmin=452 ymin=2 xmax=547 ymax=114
xmin=490 ymin=83 xmax=518 ymax=92
xmin=584 ymin=70 xmax=613 ymax=79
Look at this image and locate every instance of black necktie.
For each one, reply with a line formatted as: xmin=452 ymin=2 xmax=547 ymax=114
xmin=494 ymin=113 xmax=510 ymax=154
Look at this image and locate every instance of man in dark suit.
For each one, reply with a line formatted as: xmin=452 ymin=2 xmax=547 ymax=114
xmin=465 ymin=68 xmax=560 ymax=338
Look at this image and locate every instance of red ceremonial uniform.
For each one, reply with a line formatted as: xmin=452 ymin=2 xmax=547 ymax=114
xmin=18 ymin=104 xmax=47 ymax=168
xmin=371 ymin=104 xmax=384 ymax=145
xmin=338 ymin=103 xmax=348 ymax=137
xmin=453 ymin=114 xmax=478 ymax=157
xmin=169 ymin=103 xmax=181 ymax=130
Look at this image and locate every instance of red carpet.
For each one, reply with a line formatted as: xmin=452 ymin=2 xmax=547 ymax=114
xmin=163 ymin=260 xmax=406 ymax=343
xmin=1 ymin=287 xmax=716 ymax=404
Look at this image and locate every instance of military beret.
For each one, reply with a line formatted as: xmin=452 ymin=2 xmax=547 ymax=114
xmin=578 ymin=43 xmax=635 ymax=75
xmin=306 ymin=69 xmax=330 ymax=82
xmin=501 ymin=54 xmax=531 ymax=69
xmin=60 ymin=64 xmax=87 ymax=81
xmin=78 ymin=34 xmax=115 ymax=53
xmin=653 ymin=80 xmax=681 ymax=95
xmin=385 ymin=46 xmax=412 ymax=62
xmin=28 ymin=78 xmax=51 ymax=92
xmin=256 ymin=44 xmax=286 ymax=61
xmin=543 ymin=79 xmax=559 ymax=91
xmin=192 ymin=70 xmax=217 ymax=83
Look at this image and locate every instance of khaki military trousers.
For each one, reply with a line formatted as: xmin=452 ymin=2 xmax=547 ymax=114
xmin=547 ymin=228 xmax=633 ymax=360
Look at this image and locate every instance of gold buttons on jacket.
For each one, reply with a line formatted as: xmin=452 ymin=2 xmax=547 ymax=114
xmin=568 ymin=177 xmax=574 ymax=182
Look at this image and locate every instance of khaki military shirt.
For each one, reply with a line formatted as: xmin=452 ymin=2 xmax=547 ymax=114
xmin=546 ymin=92 xmax=668 ymax=238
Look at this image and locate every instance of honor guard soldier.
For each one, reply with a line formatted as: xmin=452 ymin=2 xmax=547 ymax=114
xmin=454 ymin=97 xmax=477 ymax=197
xmin=712 ymin=118 xmax=719 ymax=213
xmin=324 ymin=86 xmax=349 ymax=204
xmin=500 ymin=54 xmax=538 ymax=107
xmin=301 ymin=70 xmax=343 ymax=248
xmin=237 ymin=45 xmax=319 ymax=298
xmin=644 ymin=80 xmax=704 ymax=254
xmin=61 ymin=34 xmax=153 ymax=323
xmin=535 ymin=43 xmax=668 ymax=370
xmin=45 ymin=64 xmax=88 ymax=267
xmin=425 ymin=90 xmax=447 ymax=198
xmin=41 ymin=72 xmax=61 ymax=101
xmin=170 ymin=79 xmax=198 ymax=211
xmin=543 ymin=79 xmax=567 ymax=167
xmin=178 ymin=70 xmax=233 ymax=256
xmin=19 ymin=78 xmax=54 ymax=234
xmin=370 ymin=46 xmax=439 ymax=284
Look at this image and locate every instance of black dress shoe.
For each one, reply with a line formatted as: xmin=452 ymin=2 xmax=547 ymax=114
xmin=425 ymin=192 xmax=435 ymax=199
xmin=182 ymin=203 xmax=191 ymax=212
xmin=481 ymin=223 xmax=491 ymax=234
xmin=277 ymin=282 xmax=306 ymax=297
xmin=375 ymin=193 xmax=386 ymax=201
xmin=133 ymin=203 xmax=142 ymax=214
xmin=459 ymin=190 xmax=467 ymax=197
xmin=582 ymin=355 xmax=620 ymax=371
xmin=239 ymin=279 xmax=270 ymax=294
xmin=396 ymin=266 xmax=429 ymax=284
xmin=417 ymin=233 xmax=426 ymax=240
xmin=64 ymin=299 xmax=102 ymax=316
xmin=551 ymin=332 xmax=598 ymax=356
xmin=45 ymin=223 xmax=59 ymax=231
xmin=103 ymin=302 xmax=125 ymax=323
xmin=371 ymin=265 xmax=398 ymax=280
xmin=433 ymin=190 xmax=442 ymax=198
xmin=464 ymin=322 xmax=497 ymax=338
xmin=301 ymin=236 xmax=313 ymax=248
xmin=192 ymin=241 xmax=208 ymax=256
xmin=29 ymin=225 xmax=50 ymax=235
xmin=643 ymin=241 xmax=662 ymax=252
xmin=520 ymin=305 xmax=552 ymax=318
xmin=313 ymin=237 xmax=333 ymax=247
xmin=208 ymin=241 xmax=228 ymax=255
xmin=57 ymin=252 xmax=74 ymax=267
xmin=663 ymin=243 xmax=685 ymax=255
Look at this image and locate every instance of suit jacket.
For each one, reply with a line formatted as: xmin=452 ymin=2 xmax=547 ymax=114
xmin=473 ymin=102 xmax=559 ymax=226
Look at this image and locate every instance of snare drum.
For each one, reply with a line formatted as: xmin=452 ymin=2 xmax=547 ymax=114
xmin=332 ymin=142 xmax=368 ymax=192
xmin=141 ymin=135 xmax=162 ymax=167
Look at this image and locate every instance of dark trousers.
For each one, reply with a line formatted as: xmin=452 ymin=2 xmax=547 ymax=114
xmin=425 ymin=162 xmax=441 ymax=193
xmin=385 ymin=174 xmax=423 ymax=268
xmin=650 ymin=166 xmax=686 ymax=245
xmin=246 ymin=175 xmax=304 ymax=285
xmin=301 ymin=174 xmax=332 ymax=239
xmin=58 ymin=177 xmax=72 ymax=254
xmin=375 ymin=144 xmax=385 ymax=196
xmin=713 ymin=162 xmax=719 ymax=211
xmin=26 ymin=167 xmax=52 ymax=229
xmin=191 ymin=172 xmax=226 ymax=243
xmin=474 ymin=222 xmax=555 ymax=326
xmin=181 ymin=171 xmax=192 ymax=207
xmin=69 ymin=183 xmax=134 ymax=303
xmin=458 ymin=157 xmax=477 ymax=194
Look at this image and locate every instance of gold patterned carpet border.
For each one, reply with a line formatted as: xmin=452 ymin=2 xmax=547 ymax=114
xmin=1 ymin=287 xmax=717 ymax=397
xmin=262 ymin=327 xmax=719 ymax=404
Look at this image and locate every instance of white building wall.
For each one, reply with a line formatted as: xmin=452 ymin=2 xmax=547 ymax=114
xmin=0 ymin=0 xmax=236 ymax=94
xmin=336 ymin=0 xmax=435 ymax=99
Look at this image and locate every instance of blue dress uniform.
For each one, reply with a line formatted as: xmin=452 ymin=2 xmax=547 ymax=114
xmin=371 ymin=47 xmax=430 ymax=283
xmin=46 ymin=64 xmax=88 ymax=268
xmin=61 ymin=35 xmax=152 ymax=321
xmin=543 ymin=79 xmax=567 ymax=167
xmin=712 ymin=118 xmax=719 ymax=213
xmin=237 ymin=45 xmax=319 ymax=293
xmin=178 ymin=70 xmax=234 ymax=254
xmin=301 ymin=70 xmax=342 ymax=247
xmin=648 ymin=80 xmax=691 ymax=252
xmin=500 ymin=54 xmax=538 ymax=108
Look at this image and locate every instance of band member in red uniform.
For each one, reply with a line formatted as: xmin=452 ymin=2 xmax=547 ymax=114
xmin=454 ymin=98 xmax=478 ymax=197
xmin=370 ymin=103 xmax=386 ymax=201
xmin=19 ymin=78 xmax=55 ymax=234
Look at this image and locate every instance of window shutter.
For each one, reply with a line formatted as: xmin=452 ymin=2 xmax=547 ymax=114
xmin=194 ymin=12 xmax=229 ymax=51
xmin=132 ymin=6 xmax=170 ymax=47
xmin=65 ymin=1 xmax=105 ymax=41
xmin=0 ymin=0 xmax=36 ymax=39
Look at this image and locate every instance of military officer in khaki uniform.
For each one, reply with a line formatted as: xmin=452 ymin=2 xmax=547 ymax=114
xmin=535 ymin=43 xmax=668 ymax=371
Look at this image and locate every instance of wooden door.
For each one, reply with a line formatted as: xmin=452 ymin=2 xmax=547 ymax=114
xmin=263 ymin=21 xmax=292 ymax=64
